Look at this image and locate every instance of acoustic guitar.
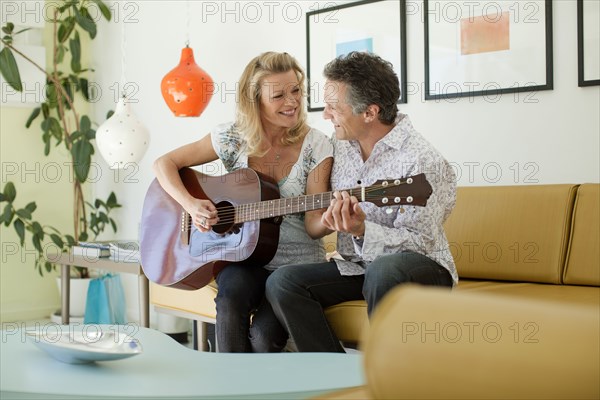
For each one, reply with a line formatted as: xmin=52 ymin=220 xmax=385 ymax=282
xmin=140 ymin=167 xmax=432 ymax=290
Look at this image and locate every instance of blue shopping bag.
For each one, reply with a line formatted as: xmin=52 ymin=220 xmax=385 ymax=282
xmin=83 ymin=274 xmax=127 ymax=324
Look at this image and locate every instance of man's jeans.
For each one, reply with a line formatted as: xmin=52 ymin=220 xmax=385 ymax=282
xmin=265 ymin=251 xmax=453 ymax=352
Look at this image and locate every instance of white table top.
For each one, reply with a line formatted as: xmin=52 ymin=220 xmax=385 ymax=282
xmin=0 ymin=325 xmax=363 ymax=399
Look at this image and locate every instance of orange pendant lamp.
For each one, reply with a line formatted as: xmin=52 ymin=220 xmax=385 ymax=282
xmin=161 ymin=46 xmax=214 ymax=117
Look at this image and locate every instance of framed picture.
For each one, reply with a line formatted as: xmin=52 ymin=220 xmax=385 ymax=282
xmin=577 ymin=0 xmax=600 ymax=86
xmin=306 ymin=0 xmax=407 ymax=111
xmin=424 ymin=0 xmax=553 ymax=100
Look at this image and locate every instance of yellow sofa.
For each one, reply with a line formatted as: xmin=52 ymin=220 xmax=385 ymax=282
xmin=150 ymin=183 xmax=599 ymax=350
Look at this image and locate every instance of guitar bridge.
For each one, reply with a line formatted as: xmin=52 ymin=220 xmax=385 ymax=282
xmin=181 ymin=210 xmax=190 ymax=245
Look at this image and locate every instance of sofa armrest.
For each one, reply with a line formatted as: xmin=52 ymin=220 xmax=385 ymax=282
xmin=362 ymin=285 xmax=599 ymax=399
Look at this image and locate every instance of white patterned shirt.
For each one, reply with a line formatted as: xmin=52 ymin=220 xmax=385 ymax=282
xmin=331 ymin=114 xmax=459 ymax=284
xmin=211 ymin=122 xmax=334 ymax=270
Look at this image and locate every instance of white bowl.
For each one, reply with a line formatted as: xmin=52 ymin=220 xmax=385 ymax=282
xmin=26 ymin=328 xmax=143 ymax=364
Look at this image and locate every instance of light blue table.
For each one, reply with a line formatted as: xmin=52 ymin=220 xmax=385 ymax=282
xmin=0 ymin=325 xmax=363 ymax=399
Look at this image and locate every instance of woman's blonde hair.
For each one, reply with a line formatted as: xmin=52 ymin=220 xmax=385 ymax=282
xmin=235 ymin=52 xmax=309 ymax=157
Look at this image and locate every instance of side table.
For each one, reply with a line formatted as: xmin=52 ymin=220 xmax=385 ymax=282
xmin=52 ymin=253 xmax=149 ymax=327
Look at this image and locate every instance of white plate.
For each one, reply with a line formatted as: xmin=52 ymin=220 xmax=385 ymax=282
xmin=26 ymin=329 xmax=143 ymax=364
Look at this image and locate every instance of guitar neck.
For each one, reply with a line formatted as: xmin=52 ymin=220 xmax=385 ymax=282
xmin=234 ymin=188 xmax=363 ymax=223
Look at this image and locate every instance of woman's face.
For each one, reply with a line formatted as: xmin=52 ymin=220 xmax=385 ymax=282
xmin=259 ymin=70 xmax=302 ymax=135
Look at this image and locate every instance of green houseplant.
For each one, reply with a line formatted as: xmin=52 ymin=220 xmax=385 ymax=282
xmin=0 ymin=0 xmax=121 ymax=278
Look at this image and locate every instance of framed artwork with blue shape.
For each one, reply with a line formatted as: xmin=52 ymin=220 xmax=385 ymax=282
xmin=306 ymin=0 xmax=407 ymax=111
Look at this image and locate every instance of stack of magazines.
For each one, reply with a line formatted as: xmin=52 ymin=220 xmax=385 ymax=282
xmin=71 ymin=242 xmax=111 ymax=258
xmin=108 ymin=241 xmax=140 ymax=263
xmin=70 ymin=241 xmax=140 ymax=263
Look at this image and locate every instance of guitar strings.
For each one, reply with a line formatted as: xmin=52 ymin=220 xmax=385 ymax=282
xmin=189 ymin=194 xmax=413 ymax=227
xmin=187 ymin=183 xmax=415 ymax=228
xmin=190 ymin=185 xmax=410 ymax=226
xmin=192 ymin=186 xmax=389 ymax=224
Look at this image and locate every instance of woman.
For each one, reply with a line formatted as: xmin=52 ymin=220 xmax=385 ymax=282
xmin=153 ymin=52 xmax=333 ymax=352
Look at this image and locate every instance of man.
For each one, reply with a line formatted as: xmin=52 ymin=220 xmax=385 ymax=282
xmin=265 ymin=52 xmax=458 ymax=352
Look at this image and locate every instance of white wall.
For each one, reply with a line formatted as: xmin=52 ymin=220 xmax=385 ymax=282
xmin=90 ymin=0 xmax=599 ymax=244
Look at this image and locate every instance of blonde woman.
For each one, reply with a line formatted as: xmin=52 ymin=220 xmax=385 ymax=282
xmin=153 ymin=52 xmax=333 ymax=352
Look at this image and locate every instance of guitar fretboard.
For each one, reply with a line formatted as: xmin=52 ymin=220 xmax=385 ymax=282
xmin=234 ymin=188 xmax=361 ymax=223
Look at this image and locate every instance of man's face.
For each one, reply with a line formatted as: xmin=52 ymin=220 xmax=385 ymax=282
xmin=323 ymin=80 xmax=366 ymax=141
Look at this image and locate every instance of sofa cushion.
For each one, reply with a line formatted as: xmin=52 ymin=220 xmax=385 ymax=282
xmin=324 ymin=301 xmax=369 ymax=345
xmin=564 ymin=184 xmax=600 ymax=286
xmin=151 ymin=283 xmax=217 ymax=322
xmin=444 ymin=184 xmax=578 ymax=284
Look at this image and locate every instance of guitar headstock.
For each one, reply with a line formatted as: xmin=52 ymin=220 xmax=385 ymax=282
xmin=364 ymin=173 xmax=433 ymax=207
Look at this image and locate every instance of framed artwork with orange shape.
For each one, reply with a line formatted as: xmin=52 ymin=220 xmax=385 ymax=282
xmin=424 ymin=0 xmax=553 ymax=100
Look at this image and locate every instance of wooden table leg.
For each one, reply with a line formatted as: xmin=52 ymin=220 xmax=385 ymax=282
xmin=61 ymin=264 xmax=70 ymax=325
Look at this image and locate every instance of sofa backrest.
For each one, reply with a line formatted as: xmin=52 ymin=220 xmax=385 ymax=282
xmin=564 ymin=184 xmax=600 ymax=286
xmin=444 ymin=184 xmax=578 ymax=284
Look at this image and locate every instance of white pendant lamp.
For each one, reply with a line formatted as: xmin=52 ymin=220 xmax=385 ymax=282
xmin=96 ymin=97 xmax=150 ymax=169
xmin=96 ymin=19 xmax=149 ymax=169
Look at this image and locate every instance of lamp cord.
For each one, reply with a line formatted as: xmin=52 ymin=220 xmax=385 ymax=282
xmin=120 ymin=18 xmax=127 ymax=99
xmin=185 ymin=0 xmax=190 ymax=47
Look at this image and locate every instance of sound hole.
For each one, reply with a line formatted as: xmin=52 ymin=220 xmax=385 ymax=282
xmin=214 ymin=201 xmax=236 ymax=234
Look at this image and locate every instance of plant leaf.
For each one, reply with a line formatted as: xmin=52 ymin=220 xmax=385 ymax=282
xmin=3 ymin=204 xmax=14 ymax=226
xmin=71 ymin=139 xmax=94 ymax=182
xmin=107 ymin=192 xmax=119 ymax=208
xmin=86 ymin=128 xmax=96 ymax=140
xmin=61 ymin=79 xmax=73 ymax=108
xmin=90 ymin=0 xmax=112 ymax=20
xmin=79 ymin=78 xmax=89 ymax=101
xmin=70 ymin=130 xmax=82 ymax=141
xmin=50 ymin=233 xmax=64 ymax=248
xmin=75 ymin=7 xmax=97 ymax=39
xmin=55 ymin=45 xmax=65 ymax=64
xmin=46 ymin=83 xmax=58 ymax=108
xmin=69 ymin=31 xmax=81 ymax=73
xmin=41 ymin=102 xmax=49 ymax=119
xmin=2 ymin=22 xmax=14 ymax=34
xmin=25 ymin=107 xmax=41 ymax=128
xmin=14 ymin=219 xmax=25 ymax=245
xmin=80 ymin=115 xmax=91 ymax=133
xmin=42 ymin=117 xmax=62 ymax=142
xmin=44 ymin=135 xmax=51 ymax=156
xmin=0 ymin=47 xmax=23 ymax=92
xmin=49 ymin=118 xmax=62 ymax=141
xmin=65 ymin=235 xmax=76 ymax=246
xmin=16 ymin=208 xmax=32 ymax=219
xmin=58 ymin=17 xmax=76 ymax=43
xmin=2 ymin=182 xmax=16 ymax=202
xmin=25 ymin=202 xmax=37 ymax=213
xmin=32 ymin=234 xmax=42 ymax=252
xmin=31 ymin=221 xmax=44 ymax=239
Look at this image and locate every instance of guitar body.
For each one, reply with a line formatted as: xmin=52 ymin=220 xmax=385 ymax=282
xmin=140 ymin=168 xmax=280 ymax=290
